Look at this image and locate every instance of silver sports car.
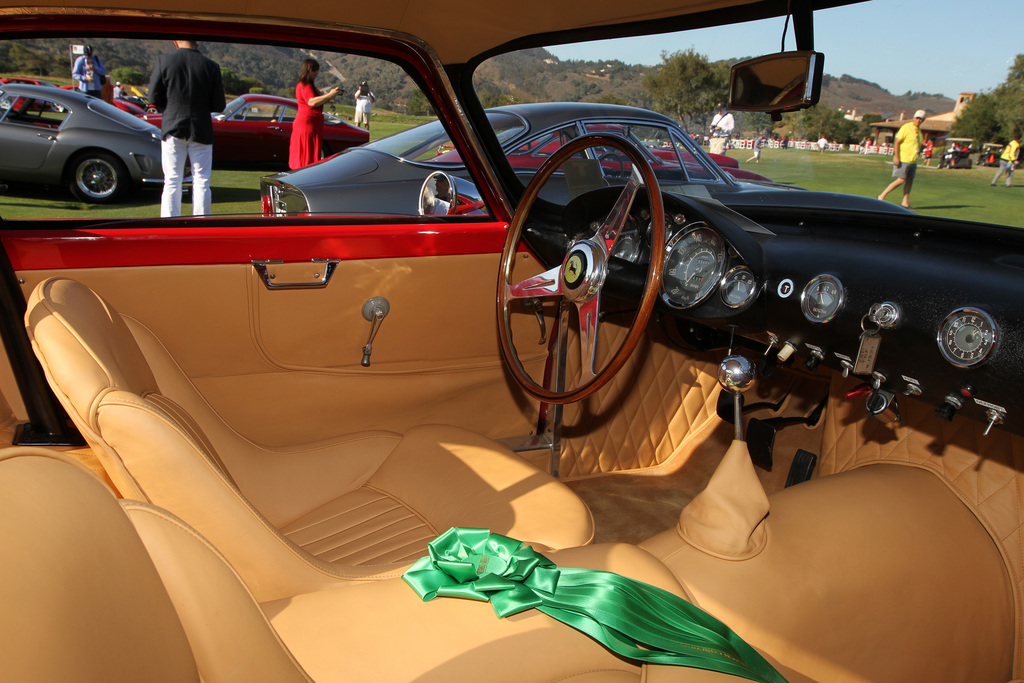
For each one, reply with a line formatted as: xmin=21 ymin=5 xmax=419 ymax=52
xmin=0 ymin=84 xmax=165 ymax=203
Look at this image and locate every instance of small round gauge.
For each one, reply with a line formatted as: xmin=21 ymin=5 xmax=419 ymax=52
xmin=610 ymin=230 xmax=641 ymax=262
xmin=660 ymin=224 xmax=726 ymax=309
xmin=938 ymin=308 xmax=998 ymax=367
xmin=800 ymin=274 xmax=845 ymax=323
xmin=720 ymin=266 xmax=758 ymax=308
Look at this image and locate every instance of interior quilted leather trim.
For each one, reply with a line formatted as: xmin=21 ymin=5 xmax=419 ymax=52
xmin=819 ymin=375 xmax=1024 ymax=677
xmin=279 ymin=486 xmax=437 ymax=566
xmin=560 ymin=323 xmax=721 ymax=478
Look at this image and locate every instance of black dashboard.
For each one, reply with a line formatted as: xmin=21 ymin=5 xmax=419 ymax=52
xmin=752 ymin=210 xmax=1024 ymax=437
xmin=543 ymin=188 xmax=1024 ymax=439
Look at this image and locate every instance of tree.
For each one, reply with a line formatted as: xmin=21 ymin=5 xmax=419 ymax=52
xmin=952 ymin=93 xmax=1001 ymax=144
xmin=735 ymin=111 xmax=773 ymax=136
xmin=406 ymin=89 xmax=433 ymax=116
xmin=6 ymin=43 xmax=50 ymax=75
xmin=793 ymin=104 xmax=862 ymax=143
xmin=642 ymin=49 xmax=727 ymax=131
xmin=994 ymin=54 xmax=1024 ymax=139
xmin=110 ymin=67 xmax=148 ymax=86
xmin=220 ymin=69 xmax=264 ymax=96
xmin=952 ymin=54 xmax=1024 ymax=144
xmin=220 ymin=68 xmax=245 ymax=96
xmin=589 ymin=91 xmax=630 ymax=106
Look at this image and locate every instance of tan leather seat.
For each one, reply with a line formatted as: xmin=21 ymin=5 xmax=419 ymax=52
xmin=643 ymin=441 xmax=1016 ymax=683
xmin=0 ymin=447 xmax=742 ymax=683
xmin=25 ymin=277 xmax=594 ymax=601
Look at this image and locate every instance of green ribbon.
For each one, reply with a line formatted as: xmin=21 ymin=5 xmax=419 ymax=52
xmin=403 ymin=527 xmax=786 ymax=683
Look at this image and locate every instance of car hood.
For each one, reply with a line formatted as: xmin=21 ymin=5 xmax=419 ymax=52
xmin=721 ymin=181 xmax=913 ymax=215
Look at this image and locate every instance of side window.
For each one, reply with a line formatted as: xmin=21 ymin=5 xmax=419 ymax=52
xmin=665 ymin=132 xmax=716 ymax=182
xmin=3 ymin=95 xmax=66 ymax=129
xmin=33 ymin=99 xmax=69 ymax=129
xmin=507 ymin=125 xmax=580 ymax=163
xmin=229 ymin=103 xmax=250 ymax=121
xmin=0 ymin=38 xmax=475 ymax=221
xmin=0 ymin=93 xmax=20 ymax=121
xmin=245 ymin=102 xmax=277 ymax=121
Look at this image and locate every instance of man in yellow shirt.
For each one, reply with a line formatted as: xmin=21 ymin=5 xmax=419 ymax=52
xmin=878 ymin=109 xmax=925 ymax=208
xmin=991 ymin=136 xmax=1020 ymax=187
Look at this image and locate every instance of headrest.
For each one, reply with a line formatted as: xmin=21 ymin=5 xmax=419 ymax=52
xmin=26 ymin=278 xmax=160 ymax=426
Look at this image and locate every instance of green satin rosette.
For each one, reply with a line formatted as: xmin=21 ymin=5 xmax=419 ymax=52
xmin=403 ymin=527 xmax=786 ymax=683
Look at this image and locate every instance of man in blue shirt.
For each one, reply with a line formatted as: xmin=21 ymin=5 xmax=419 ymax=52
xmin=71 ymin=45 xmax=106 ymax=98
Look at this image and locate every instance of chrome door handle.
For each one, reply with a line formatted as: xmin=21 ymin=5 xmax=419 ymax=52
xmin=252 ymin=259 xmax=340 ymax=289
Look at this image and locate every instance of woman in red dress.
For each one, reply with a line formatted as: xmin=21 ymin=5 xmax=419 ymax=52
xmin=289 ymin=59 xmax=341 ymax=170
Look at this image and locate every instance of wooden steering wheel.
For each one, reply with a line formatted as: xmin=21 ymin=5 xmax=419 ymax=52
xmin=497 ymin=133 xmax=666 ymax=404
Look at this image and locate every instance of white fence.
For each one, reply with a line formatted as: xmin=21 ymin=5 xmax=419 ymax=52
xmin=724 ymin=138 xmax=894 ymax=156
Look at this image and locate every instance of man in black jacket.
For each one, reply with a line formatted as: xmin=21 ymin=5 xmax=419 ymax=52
xmin=149 ymin=40 xmax=226 ymax=217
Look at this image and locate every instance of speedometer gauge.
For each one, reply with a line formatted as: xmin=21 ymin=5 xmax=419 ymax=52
xmin=660 ymin=224 xmax=725 ymax=309
xmin=800 ymin=274 xmax=844 ymax=323
xmin=938 ymin=308 xmax=998 ymax=367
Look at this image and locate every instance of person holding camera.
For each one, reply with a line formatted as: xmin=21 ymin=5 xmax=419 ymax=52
xmin=72 ymin=45 xmax=107 ymax=98
xmin=289 ymin=58 xmax=341 ymax=169
xmin=354 ymin=80 xmax=376 ymax=131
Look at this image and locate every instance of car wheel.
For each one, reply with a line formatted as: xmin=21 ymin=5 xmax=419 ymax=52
xmin=69 ymin=152 xmax=129 ymax=203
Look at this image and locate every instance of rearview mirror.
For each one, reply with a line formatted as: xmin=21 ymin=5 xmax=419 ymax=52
xmin=729 ymin=51 xmax=824 ymax=113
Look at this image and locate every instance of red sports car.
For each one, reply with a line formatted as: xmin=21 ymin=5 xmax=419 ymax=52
xmin=707 ymin=151 xmax=769 ymax=181
xmin=111 ymin=97 xmax=148 ymax=116
xmin=141 ymin=92 xmax=368 ymax=164
xmin=0 ymin=76 xmax=61 ymax=88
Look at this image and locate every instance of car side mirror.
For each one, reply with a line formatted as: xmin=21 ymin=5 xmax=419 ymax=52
xmin=729 ymin=51 xmax=824 ymax=113
xmin=418 ymin=171 xmax=486 ymax=216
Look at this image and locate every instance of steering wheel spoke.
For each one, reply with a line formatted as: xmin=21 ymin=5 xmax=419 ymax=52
xmin=576 ymin=296 xmax=601 ymax=383
xmin=597 ymin=168 xmax=644 ymax=253
xmin=497 ymin=133 xmax=666 ymax=404
xmin=506 ymin=264 xmax=564 ymax=300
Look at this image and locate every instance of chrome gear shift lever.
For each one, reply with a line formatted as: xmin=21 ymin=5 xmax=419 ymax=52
xmin=718 ymin=355 xmax=756 ymax=441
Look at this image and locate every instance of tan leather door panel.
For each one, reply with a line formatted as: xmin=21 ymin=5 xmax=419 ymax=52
xmin=17 ymin=254 xmax=546 ymax=447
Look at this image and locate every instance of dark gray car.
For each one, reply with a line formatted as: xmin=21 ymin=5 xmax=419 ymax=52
xmin=0 ymin=84 xmax=165 ymax=203
xmin=260 ymin=101 xmax=908 ymax=218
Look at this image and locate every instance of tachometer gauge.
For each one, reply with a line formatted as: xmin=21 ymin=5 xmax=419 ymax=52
xmin=800 ymin=274 xmax=844 ymax=323
xmin=938 ymin=308 xmax=998 ymax=367
xmin=720 ymin=266 xmax=758 ymax=308
xmin=660 ymin=225 xmax=726 ymax=309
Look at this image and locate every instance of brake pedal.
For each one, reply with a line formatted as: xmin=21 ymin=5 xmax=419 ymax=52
xmin=745 ymin=418 xmax=775 ymax=471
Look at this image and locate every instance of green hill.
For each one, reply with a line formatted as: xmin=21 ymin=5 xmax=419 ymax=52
xmin=2 ymin=38 xmax=954 ymax=121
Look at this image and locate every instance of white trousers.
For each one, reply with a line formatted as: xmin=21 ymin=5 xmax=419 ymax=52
xmin=160 ymin=137 xmax=213 ymax=217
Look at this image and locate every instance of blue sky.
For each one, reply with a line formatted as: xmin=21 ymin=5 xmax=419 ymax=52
xmin=547 ymin=0 xmax=1022 ymax=99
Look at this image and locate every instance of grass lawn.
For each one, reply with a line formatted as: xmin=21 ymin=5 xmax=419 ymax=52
xmin=2 ymin=132 xmax=1021 ymax=228
xmin=723 ymin=147 xmax=1024 ymax=228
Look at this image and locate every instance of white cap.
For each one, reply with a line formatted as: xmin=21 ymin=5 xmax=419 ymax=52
xmin=914 ymin=109 xmax=926 ymax=120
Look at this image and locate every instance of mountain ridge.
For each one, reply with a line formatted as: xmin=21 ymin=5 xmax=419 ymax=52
xmin=1 ymin=39 xmax=956 ymax=122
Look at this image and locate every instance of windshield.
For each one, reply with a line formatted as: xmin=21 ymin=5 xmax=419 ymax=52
xmin=365 ymin=111 xmax=526 ymax=163
xmin=470 ymin=2 xmax=1024 ymax=228
xmin=223 ymin=95 xmax=245 ymax=115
